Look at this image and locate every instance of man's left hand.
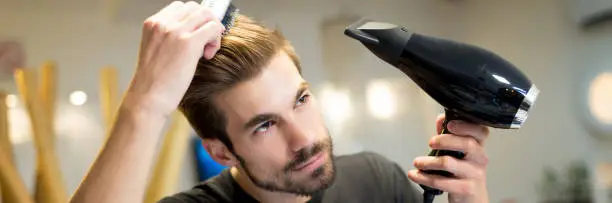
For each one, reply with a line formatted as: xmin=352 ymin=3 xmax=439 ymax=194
xmin=407 ymin=114 xmax=490 ymax=203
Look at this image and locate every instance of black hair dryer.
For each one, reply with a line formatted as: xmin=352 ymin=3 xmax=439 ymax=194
xmin=344 ymin=18 xmax=540 ymax=201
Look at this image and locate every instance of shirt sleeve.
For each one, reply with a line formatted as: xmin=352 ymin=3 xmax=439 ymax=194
xmin=362 ymin=151 xmax=423 ymax=203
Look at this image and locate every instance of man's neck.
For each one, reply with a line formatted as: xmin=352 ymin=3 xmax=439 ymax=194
xmin=230 ymin=167 xmax=311 ymax=203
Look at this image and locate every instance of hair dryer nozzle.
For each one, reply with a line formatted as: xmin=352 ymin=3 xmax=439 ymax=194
xmin=344 ymin=18 xmax=381 ymax=45
xmin=344 ymin=18 xmax=413 ymax=66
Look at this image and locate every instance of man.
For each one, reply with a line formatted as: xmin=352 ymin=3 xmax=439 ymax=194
xmin=70 ymin=2 xmax=490 ymax=203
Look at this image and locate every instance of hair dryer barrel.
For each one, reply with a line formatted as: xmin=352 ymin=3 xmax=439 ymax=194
xmin=344 ymin=18 xmax=539 ymax=129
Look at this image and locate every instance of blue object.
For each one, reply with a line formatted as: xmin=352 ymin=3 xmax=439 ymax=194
xmin=193 ymin=136 xmax=228 ymax=181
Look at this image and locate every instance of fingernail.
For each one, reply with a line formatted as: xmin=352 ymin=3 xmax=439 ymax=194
xmin=407 ymin=169 xmax=418 ymax=177
xmin=413 ymin=158 xmax=419 ymax=165
xmin=414 ymin=156 xmax=427 ymax=165
xmin=448 ymin=120 xmax=460 ymax=131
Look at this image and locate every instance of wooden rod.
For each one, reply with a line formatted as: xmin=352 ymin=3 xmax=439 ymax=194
xmin=0 ymin=91 xmax=34 ymax=203
xmin=99 ymin=66 xmax=119 ymax=136
xmin=39 ymin=60 xmax=57 ymax=136
xmin=0 ymin=92 xmax=13 ymax=164
xmin=0 ymin=145 xmax=34 ymax=203
xmin=144 ymin=111 xmax=193 ymax=203
xmin=14 ymin=68 xmax=67 ymax=203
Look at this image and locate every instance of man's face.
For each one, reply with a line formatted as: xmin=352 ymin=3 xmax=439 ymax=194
xmin=214 ymin=51 xmax=336 ymax=195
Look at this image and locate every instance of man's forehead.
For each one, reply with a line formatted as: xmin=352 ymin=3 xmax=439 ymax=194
xmin=214 ymin=52 xmax=305 ymax=124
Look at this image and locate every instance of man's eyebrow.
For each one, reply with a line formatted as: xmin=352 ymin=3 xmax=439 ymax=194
xmin=243 ymin=113 xmax=279 ymax=131
xmin=242 ymin=82 xmax=309 ymax=131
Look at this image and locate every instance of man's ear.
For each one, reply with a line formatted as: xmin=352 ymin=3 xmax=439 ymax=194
xmin=202 ymin=139 xmax=237 ymax=166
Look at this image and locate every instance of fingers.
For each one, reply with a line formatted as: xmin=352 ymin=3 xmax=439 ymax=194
xmin=173 ymin=1 xmax=201 ymax=23
xmin=193 ymin=20 xmax=225 ymax=53
xmin=413 ymin=155 xmax=484 ymax=179
xmin=429 ymin=134 xmax=488 ymax=166
xmin=203 ymin=35 xmax=222 ymax=59
xmin=435 ymin=114 xmax=445 ymax=134
xmin=407 ymin=169 xmax=477 ymax=196
xmin=155 ymin=1 xmax=188 ymax=28
xmin=447 ymin=120 xmax=490 ymax=144
xmin=147 ymin=1 xmax=184 ymax=23
xmin=179 ymin=6 xmax=217 ymax=33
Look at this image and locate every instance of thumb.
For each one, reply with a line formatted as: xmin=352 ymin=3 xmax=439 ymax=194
xmin=203 ymin=37 xmax=221 ymax=60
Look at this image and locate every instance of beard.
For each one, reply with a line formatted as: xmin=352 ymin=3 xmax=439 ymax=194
xmin=234 ymin=134 xmax=336 ymax=196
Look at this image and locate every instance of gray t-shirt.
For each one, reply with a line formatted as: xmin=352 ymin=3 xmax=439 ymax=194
xmin=158 ymin=151 xmax=423 ymax=203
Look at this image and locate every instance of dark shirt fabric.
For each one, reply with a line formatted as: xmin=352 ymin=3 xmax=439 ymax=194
xmin=158 ymin=151 xmax=423 ymax=203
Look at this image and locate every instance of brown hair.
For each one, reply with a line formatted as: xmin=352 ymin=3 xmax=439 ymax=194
xmin=179 ymin=15 xmax=301 ymax=151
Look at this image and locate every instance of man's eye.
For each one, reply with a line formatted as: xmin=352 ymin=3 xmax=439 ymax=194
xmin=296 ymin=94 xmax=310 ymax=106
xmin=255 ymin=121 xmax=275 ymax=134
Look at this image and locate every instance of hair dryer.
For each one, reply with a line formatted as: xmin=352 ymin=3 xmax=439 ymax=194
xmin=344 ymin=18 xmax=539 ymax=202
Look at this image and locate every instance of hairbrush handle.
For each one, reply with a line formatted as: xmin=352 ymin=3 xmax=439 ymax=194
xmin=201 ymin=0 xmax=231 ymax=21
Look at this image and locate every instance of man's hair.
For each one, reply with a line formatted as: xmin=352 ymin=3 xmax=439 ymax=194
xmin=179 ymin=15 xmax=301 ymax=151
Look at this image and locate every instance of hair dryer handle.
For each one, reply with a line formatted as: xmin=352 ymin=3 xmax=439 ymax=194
xmin=419 ymin=110 xmax=466 ymax=196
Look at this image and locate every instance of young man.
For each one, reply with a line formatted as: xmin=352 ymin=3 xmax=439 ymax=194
xmin=70 ymin=2 xmax=491 ymax=203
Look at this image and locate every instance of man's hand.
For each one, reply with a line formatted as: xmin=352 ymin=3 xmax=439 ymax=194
xmin=69 ymin=2 xmax=224 ymax=203
xmin=126 ymin=1 xmax=225 ymax=117
xmin=407 ymin=114 xmax=490 ymax=203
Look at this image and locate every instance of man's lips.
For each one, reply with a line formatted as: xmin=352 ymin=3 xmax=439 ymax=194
xmin=292 ymin=152 xmax=324 ymax=171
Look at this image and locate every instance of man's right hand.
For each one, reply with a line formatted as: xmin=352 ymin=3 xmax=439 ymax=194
xmin=126 ymin=1 xmax=225 ymax=117
xmin=69 ymin=3 xmax=225 ymax=203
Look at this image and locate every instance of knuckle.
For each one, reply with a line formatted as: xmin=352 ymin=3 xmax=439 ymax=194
xmin=200 ymin=8 xmax=215 ymax=20
xmin=162 ymin=25 xmax=175 ymax=36
xmin=429 ymin=179 xmax=442 ymax=189
xmin=143 ymin=18 xmax=156 ymax=28
xmin=171 ymin=1 xmax=184 ymax=6
xmin=481 ymin=155 xmax=489 ymax=166
xmin=460 ymin=181 xmax=476 ymax=196
xmin=185 ymin=0 xmax=198 ymax=6
xmin=466 ymin=138 xmax=478 ymax=150
xmin=439 ymin=156 xmax=453 ymax=169
xmin=176 ymin=33 xmax=190 ymax=41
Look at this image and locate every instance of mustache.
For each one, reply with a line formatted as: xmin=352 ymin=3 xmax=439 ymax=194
xmin=284 ymin=142 xmax=326 ymax=172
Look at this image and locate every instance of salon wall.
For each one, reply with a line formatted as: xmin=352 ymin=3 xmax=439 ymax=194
xmin=0 ymin=0 xmax=611 ymax=202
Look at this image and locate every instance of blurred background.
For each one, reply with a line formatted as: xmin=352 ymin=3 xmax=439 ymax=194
xmin=1 ymin=0 xmax=612 ymax=202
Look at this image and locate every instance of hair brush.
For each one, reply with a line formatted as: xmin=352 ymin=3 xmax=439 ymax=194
xmin=201 ymin=0 xmax=239 ymax=35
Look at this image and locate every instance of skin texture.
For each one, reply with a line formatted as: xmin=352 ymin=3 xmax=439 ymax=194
xmin=69 ymin=1 xmax=491 ymax=203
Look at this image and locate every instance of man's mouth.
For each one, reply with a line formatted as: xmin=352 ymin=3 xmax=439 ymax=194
xmin=291 ymin=152 xmax=325 ymax=172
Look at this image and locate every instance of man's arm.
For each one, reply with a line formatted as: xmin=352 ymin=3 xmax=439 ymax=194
xmin=69 ymin=1 xmax=225 ymax=202
xmin=69 ymin=101 xmax=168 ymax=203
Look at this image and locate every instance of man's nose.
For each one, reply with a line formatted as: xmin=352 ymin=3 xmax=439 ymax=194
xmin=284 ymin=119 xmax=315 ymax=152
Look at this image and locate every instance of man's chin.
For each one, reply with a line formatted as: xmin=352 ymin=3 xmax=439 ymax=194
xmin=298 ymin=156 xmax=337 ymax=192
xmin=271 ymin=156 xmax=337 ymax=196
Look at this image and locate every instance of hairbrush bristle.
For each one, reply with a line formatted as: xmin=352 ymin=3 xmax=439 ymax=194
xmin=221 ymin=4 xmax=239 ymax=35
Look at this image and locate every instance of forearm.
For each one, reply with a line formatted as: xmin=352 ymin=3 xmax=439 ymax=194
xmin=70 ymin=97 xmax=168 ymax=203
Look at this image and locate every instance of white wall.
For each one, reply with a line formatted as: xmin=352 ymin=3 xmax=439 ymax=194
xmin=574 ymin=19 xmax=612 ymax=203
xmin=1 ymin=0 xmax=611 ymax=202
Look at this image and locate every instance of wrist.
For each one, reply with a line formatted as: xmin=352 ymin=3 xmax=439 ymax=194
xmin=121 ymin=92 xmax=173 ymax=121
xmin=122 ymin=80 xmax=180 ymax=118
